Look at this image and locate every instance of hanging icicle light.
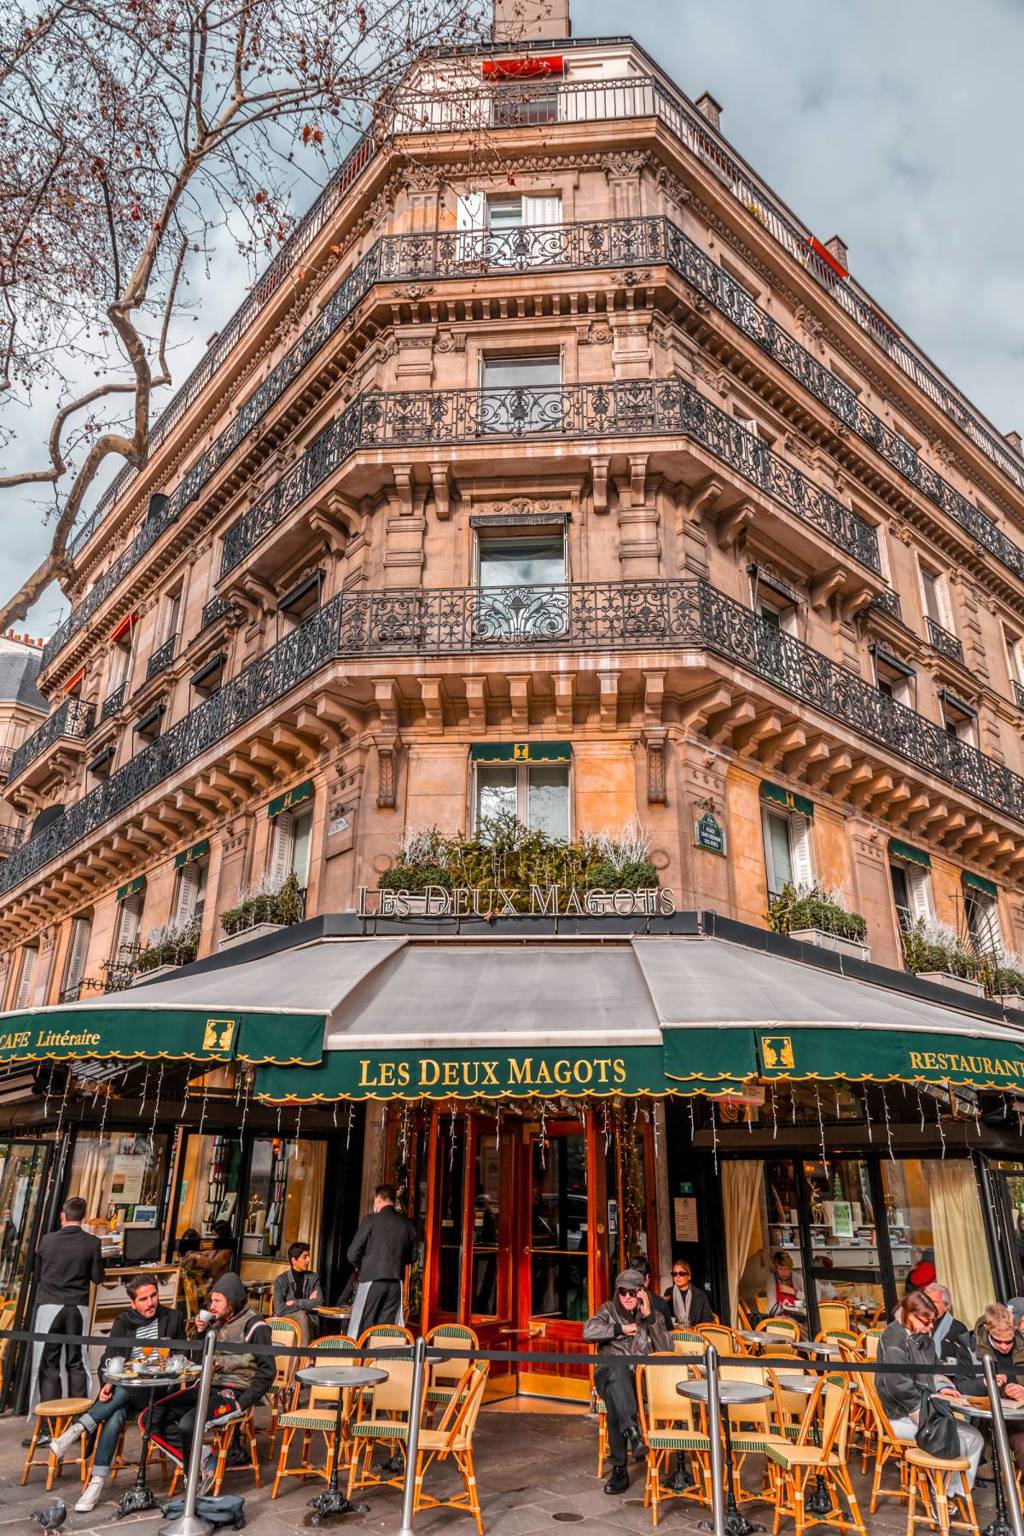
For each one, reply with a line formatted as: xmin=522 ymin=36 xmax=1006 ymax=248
xmin=880 ymin=1086 xmax=895 ymax=1161
xmin=138 ymin=1063 xmax=151 ymax=1120
xmin=770 ymin=1082 xmax=778 ymax=1141
xmin=346 ymin=1102 xmax=354 ymax=1149
xmin=813 ymin=1083 xmax=828 ymax=1174
xmin=150 ymin=1062 xmax=164 ymax=1145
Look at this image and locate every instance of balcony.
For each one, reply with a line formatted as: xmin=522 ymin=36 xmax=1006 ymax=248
xmin=6 ymin=696 xmax=95 ymax=786
xmin=200 ymin=594 xmax=231 ymax=631
xmin=219 ymin=378 xmax=881 ymax=577
xmin=62 ymin=58 xmax=1024 ymax=571
xmin=0 ymin=824 xmax=23 ymax=859
xmin=44 ymin=212 xmax=1024 ymax=677
xmin=101 ymin=682 xmax=127 ymax=722
xmin=1014 ymin=681 xmax=1024 ymax=713
xmin=5 ymin=577 xmax=1024 ymax=900
xmin=146 ymin=635 xmax=177 ymax=682
xmin=925 ymin=616 xmax=965 ymax=665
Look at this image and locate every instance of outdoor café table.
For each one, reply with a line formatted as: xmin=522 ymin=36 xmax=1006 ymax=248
xmin=790 ymin=1340 xmax=841 ymax=1359
xmin=296 ymin=1365 xmax=388 ymax=1522
xmin=102 ymin=1356 xmax=201 ymax=1518
xmin=737 ymin=1330 xmax=794 ymax=1350
xmin=677 ymin=1376 xmax=773 ymax=1536
xmin=933 ymin=1393 xmax=1024 ymax=1536
xmin=314 ymin=1306 xmax=352 ymax=1326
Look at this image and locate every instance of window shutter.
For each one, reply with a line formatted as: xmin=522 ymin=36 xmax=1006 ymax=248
xmin=523 ymin=194 xmax=562 ymax=226
xmin=790 ymin=816 xmax=815 ymax=890
xmin=116 ymin=894 xmax=141 ymax=959
xmin=32 ymin=949 xmax=51 ymax=1006
xmin=455 ymin=192 xmax=484 ymax=230
xmin=291 ymin=810 xmax=313 ymax=888
xmin=268 ymin=812 xmax=295 ymax=889
xmin=14 ymin=948 xmax=37 ymax=1010
xmin=975 ymin=898 xmax=1003 ymax=954
xmin=908 ymin=866 xmax=933 ymax=923
xmin=173 ymin=865 xmax=200 ymax=928
xmin=65 ymin=919 xmax=92 ymax=993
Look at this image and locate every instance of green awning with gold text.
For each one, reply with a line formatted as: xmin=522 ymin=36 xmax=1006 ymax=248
xmin=0 ymin=1005 xmax=324 ymax=1068
xmin=754 ymin=1026 xmax=1024 ymax=1092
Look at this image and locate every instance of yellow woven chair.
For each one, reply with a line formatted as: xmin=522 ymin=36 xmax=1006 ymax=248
xmin=637 ymin=1359 xmax=712 ymax=1526
xmin=817 ymin=1300 xmax=852 ymax=1334
xmin=859 ymin=1367 xmax=911 ymax=1513
xmin=407 ymin=1360 xmax=490 ymax=1535
xmin=720 ymin=1362 xmax=789 ymax=1507
xmin=357 ymin=1323 xmax=415 ymax=1350
xmin=905 ymin=1444 xmax=980 ymax=1536
xmin=425 ymin=1323 xmax=478 ymax=1423
xmin=862 ymin=1329 xmax=884 ymax=1361
xmin=22 ymin=1398 xmax=91 ymax=1490
xmin=697 ymin=1323 xmax=746 ymax=1356
xmin=267 ymin=1316 xmax=303 ymax=1451
xmin=736 ymin=1298 xmax=755 ymax=1332
xmin=671 ymin=1329 xmax=706 ymax=1357
xmin=347 ymin=1345 xmax=418 ymax=1497
xmin=270 ymin=1333 xmax=358 ymax=1499
xmin=756 ymin=1315 xmax=801 ymax=1357
xmin=765 ymin=1373 xmax=865 ymax=1536
xmin=167 ymin=1411 xmax=261 ymax=1498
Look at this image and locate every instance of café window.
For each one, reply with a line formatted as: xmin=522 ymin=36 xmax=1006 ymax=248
xmin=963 ymin=878 xmax=1002 ymax=955
xmin=761 ymin=794 xmax=813 ymax=899
xmin=244 ymin=1137 xmax=326 ymax=1264
xmin=67 ymin=1130 xmax=171 ymax=1248
xmin=480 ymin=354 xmax=562 ymax=435
xmin=175 ymin=1132 xmax=242 ymax=1242
xmin=268 ymin=805 xmax=313 ymax=891
xmin=889 ymin=847 xmax=932 ymax=935
xmin=881 ymin=1157 xmax=993 ymax=1329
xmin=472 ymin=746 xmax=570 ymax=841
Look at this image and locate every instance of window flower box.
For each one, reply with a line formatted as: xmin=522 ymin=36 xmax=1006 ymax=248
xmin=219 ymin=921 xmax=288 ymax=952
xmin=917 ymin=970 xmax=986 ymax=999
xmin=789 ymin=928 xmax=870 ymax=964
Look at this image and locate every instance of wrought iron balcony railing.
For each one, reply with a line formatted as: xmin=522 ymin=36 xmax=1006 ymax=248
xmin=1014 ymin=680 xmax=1024 ymax=714
xmin=200 ymin=594 xmax=231 ymax=631
xmin=46 ymin=212 xmax=1024 ymax=675
xmin=868 ymin=589 xmax=903 ymax=623
xmin=220 ymin=378 xmax=881 ymax=575
xmin=7 ymin=696 xmax=96 ymax=785
xmin=0 ymin=824 xmax=23 ymax=857
xmin=64 ymin=61 xmax=1024 ymax=568
xmin=925 ymin=616 xmax=965 ymax=665
xmin=146 ymin=635 xmax=177 ymax=682
xmin=6 ymin=577 xmax=1024 ymax=900
xmin=101 ymin=682 xmax=127 ymax=722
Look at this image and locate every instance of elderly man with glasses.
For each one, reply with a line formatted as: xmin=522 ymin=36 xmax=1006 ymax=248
xmin=584 ymin=1267 xmax=672 ymax=1495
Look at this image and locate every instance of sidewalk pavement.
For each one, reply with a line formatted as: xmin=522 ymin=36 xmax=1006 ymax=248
xmin=0 ymin=1400 xmax=1001 ymax=1535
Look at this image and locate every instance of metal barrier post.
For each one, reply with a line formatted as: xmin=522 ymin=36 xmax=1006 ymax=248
xmin=396 ymin=1336 xmax=428 ymax=1536
xmin=161 ymin=1329 xmax=217 ymax=1536
xmin=705 ymin=1344 xmax=726 ymax=1536
xmin=983 ymin=1354 xmax=1024 ymax=1536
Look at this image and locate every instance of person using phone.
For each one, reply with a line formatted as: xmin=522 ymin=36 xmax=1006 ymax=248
xmin=583 ymin=1267 xmax=672 ymax=1495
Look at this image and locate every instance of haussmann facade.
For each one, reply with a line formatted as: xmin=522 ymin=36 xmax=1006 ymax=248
xmin=1 ymin=0 xmax=1024 ymax=1403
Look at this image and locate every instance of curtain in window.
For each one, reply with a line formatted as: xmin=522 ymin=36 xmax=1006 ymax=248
xmin=930 ymin=1160 xmax=993 ymax=1327
xmin=722 ymin=1160 xmax=764 ymax=1327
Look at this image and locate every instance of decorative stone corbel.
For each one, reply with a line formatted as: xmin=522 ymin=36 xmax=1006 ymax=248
xmin=430 ymin=463 xmax=453 ymax=521
xmin=591 ymin=456 xmax=610 ymax=515
xmin=374 ymin=733 xmax=402 ymax=810
xmin=641 ymin=728 xmax=668 ymax=805
xmin=628 ymin=455 xmax=648 ymax=507
xmin=392 ymin=464 xmax=415 ymax=518
xmin=716 ymin=501 xmax=755 ymax=551
xmin=681 ymin=474 xmax=724 ymax=529
xmin=809 ymin=567 xmax=846 ymax=611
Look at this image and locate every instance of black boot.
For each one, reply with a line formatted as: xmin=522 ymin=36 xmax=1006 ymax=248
xmin=604 ymin=1464 xmax=629 ymax=1495
xmin=624 ymin=1422 xmax=647 ymax=1463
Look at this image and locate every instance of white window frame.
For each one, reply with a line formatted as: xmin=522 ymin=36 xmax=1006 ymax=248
xmin=114 ymin=892 xmax=143 ymax=962
xmin=874 ymin=652 xmax=914 ymax=707
xmin=890 ymin=859 xmax=933 ymax=931
xmin=919 ymin=562 xmax=955 ymax=634
xmin=13 ymin=945 xmax=38 ymax=1010
xmin=761 ymin=807 xmax=814 ymax=898
xmin=173 ymin=860 xmax=208 ymax=930
xmin=1005 ymin=629 xmax=1024 ymax=688
xmin=473 ymin=760 xmax=571 ymax=840
xmin=268 ymin=806 xmax=313 ymax=891
xmin=964 ymin=888 xmax=1002 ymax=955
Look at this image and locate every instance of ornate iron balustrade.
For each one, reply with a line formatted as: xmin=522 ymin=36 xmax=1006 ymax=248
xmin=220 ymin=377 xmax=880 ymax=575
xmin=64 ymin=64 xmax=1024 ymax=569
xmin=868 ymin=589 xmax=903 ymax=622
xmin=925 ymin=616 xmax=964 ymax=664
xmin=0 ymin=824 xmax=23 ymax=857
xmin=146 ymin=635 xmax=177 ymax=681
xmin=7 ymin=696 xmax=95 ymax=784
xmin=101 ymin=683 xmax=127 ymax=722
xmin=8 ymin=577 xmax=1024 ymax=900
xmin=1014 ymin=681 xmax=1024 ymax=714
xmin=200 ymin=594 xmax=231 ymax=631
xmin=45 ymin=211 xmax=1024 ymax=673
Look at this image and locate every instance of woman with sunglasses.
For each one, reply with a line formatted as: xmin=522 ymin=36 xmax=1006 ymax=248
xmin=584 ymin=1267 xmax=672 ymax=1495
xmin=663 ymin=1258 xmax=714 ymax=1327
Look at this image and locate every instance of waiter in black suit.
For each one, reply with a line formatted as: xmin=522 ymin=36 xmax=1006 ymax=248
xmin=31 ymin=1196 xmax=104 ymax=1407
xmin=345 ymin=1184 xmax=416 ymax=1336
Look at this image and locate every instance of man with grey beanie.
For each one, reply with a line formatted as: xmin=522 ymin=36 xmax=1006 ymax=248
xmin=584 ymin=1267 xmax=672 ymax=1494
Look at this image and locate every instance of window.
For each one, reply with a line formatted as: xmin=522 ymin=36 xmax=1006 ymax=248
xmin=474 ymin=760 xmax=570 ymax=840
xmin=478 ymin=530 xmax=565 ymax=588
xmin=874 ymin=650 xmax=914 ymax=707
xmin=964 ymin=887 xmax=1002 ymax=956
xmin=1006 ymin=630 xmax=1024 ymax=704
xmin=191 ymin=653 xmax=226 ymax=699
xmin=62 ymin=916 xmax=92 ymax=1001
xmin=762 ymin=808 xmax=813 ymax=898
xmin=164 ymin=587 xmax=182 ymax=645
xmin=889 ymin=860 xmax=932 ymax=934
xmin=941 ymin=692 xmax=976 ymax=748
xmin=487 ymin=193 xmax=562 ymax=230
xmin=107 ymin=634 xmax=133 ymax=694
xmin=13 ymin=945 xmax=38 ymax=1010
xmin=480 ymin=355 xmax=562 ymax=435
xmin=278 ymin=571 xmax=323 ymax=630
xmin=268 ymin=807 xmax=313 ymax=891
xmin=920 ymin=563 xmax=955 ymax=640
xmin=173 ymin=859 xmax=208 ymax=931
xmin=114 ymin=891 xmax=144 ymax=963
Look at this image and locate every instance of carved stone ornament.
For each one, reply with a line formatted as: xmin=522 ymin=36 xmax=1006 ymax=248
xmin=793 ymin=303 xmax=825 ymax=342
xmin=654 ymin=164 xmax=692 ymax=207
xmin=582 ymin=320 xmax=613 ymax=345
xmin=604 ymin=150 xmax=651 ymax=179
xmin=375 ymin=733 xmax=402 ymax=810
xmin=642 ymin=729 xmax=668 ymax=805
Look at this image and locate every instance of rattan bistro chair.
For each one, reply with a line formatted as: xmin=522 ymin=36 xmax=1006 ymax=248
xmin=347 ymin=1348 xmax=419 ymax=1497
xmin=23 ymin=1399 xmax=91 ymax=1490
xmin=905 ymin=1444 xmax=980 ymax=1536
xmin=637 ymin=1359 xmax=712 ymax=1526
xmin=425 ymin=1324 xmax=478 ymax=1424
xmin=407 ymin=1360 xmax=490 ymax=1535
xmin=765 ymin=1373 xmax=865 ymax=1536
xmin=267 ymin=1316 xmax=304 ymax=1452
xmin=270 ymin=1334 xmax=358 ymax=1499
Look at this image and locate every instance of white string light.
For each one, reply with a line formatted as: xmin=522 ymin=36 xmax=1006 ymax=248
xmin=770 ymin=1083 xmax=778 ymax=1140
xmin=150 ymin=1062 xmax=164 ymax=1145
xmin=346 ymin=1102 xmax=354 ymax=1148
xmin=710 ymin=1098 xmax=719 ymax=1175
xmin=880 ymin=1086 xmax=895 ymax=1161
xmin=138 ymin=1063 xmax=151 ymax=1119
xmin=813 ymin=1083 xmax=828 ymax=1174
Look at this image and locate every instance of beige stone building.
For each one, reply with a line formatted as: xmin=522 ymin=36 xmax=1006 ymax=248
xmin=0 ymin=632 xmax=45 ymax=881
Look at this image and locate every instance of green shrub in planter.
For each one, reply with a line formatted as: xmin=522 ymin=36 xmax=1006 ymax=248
xmin=767 ymin=884 xmax=867 ymax=943
xmin=900 ymin=920 xmax=982 ymax=980
xmin=378 ymin=864 xmax=452 ymax=893
xmin=135 ymin=921 xmax=200 ymax=972
xmin=220 ymin=873 xmax=304 ymax=935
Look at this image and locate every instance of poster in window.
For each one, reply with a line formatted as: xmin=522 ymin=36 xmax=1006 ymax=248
xmin=109 ymin=1155 xmax=147 ymax=1206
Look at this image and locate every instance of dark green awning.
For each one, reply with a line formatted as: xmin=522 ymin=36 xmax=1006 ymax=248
xmin=117 ymin=876 xmax=145 ymax=902
xmin=470 ymin=741 xmax=572 ymax=763
xmin=268 ymin=780 xmax=314 ymax=818
xmin=755 ymin=1026 xmax=1024 ymax=1092
xmin=760 ymin=781 xmax=814 ymax=818
xmin=889 ymin=839 xmax=931 ymax=870
xmin=174 ymin=839 xmax=209 ymax=869
xmin=0 ymin=1006 xmax=324 ymax=1068
xmin=962 ymin=870 xmax=998 ymax=899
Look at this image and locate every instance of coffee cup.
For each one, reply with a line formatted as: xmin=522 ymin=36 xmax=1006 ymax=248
xmin=106 ymin=1357 xmax=126 ymax=1377
xmin=197 ymin=1308 xmax=214 ymax=1325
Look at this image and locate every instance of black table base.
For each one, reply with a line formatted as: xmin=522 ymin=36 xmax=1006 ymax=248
xmin=114 ymin=1377 xmax=168 ymax=1520
xmin=698 ymin=1416 xmax=764 ymax=1536
xmin=983 ymin=1456 xmax=1014 ymax=1536
xmin=305 ymin=1489 xmax=369 ymax=1524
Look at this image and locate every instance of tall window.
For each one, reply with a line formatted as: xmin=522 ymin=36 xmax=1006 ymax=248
xmin=173 ymin=858 xmax=208 ymax=931
xmin=889 ymin=860 xmax=932 ymax=934
xmin=1006 ymin=629 xmax=1024 ymax=704
xmin=62 ymin=916 xmax=92 ymax=1001
xmin=964 ymin=887 xmax=1002 ymax=956
xmin=942 ymin=694 xmax=976 ymax=748
xmin=479 ymin=355 xmax=562 ymax=435
xmin=474 ymin=759 xmax=570 ymax=841
xmin=13 ymin=945 xmax=38 ymax=1010
xmin=920 ymin=563 xmax=955 ymax=635
xmin=762 ymin=809 xmax=813 ymax=898
xmin=874 ymin=652 xmax=914 ymax=707
xmin=268 ymin=807 xmax=313 ymax=891
xmin=164 ymin=586 xmax=182 ymax=644
xmin=113 ymin=891 xmax=144 ymax=963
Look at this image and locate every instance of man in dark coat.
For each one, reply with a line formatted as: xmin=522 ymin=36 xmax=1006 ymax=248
xmin=273 ymin=1241 xmax=324 ymax=1343
xmin=584 ymin=1267 xmax=672 ymax=1495
xmin=48 ymin=1274 xmax=185 ymax=1513
xmin=33 ymin=1196 xmax=104 ymax=1404
xmin=925 ymin=1282 xmax=980 ymax=1392
xmin=346 ymin=1184 xmax=417 ymax=1335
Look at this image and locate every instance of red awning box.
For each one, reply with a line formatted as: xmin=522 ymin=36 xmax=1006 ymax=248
xmin=63 ymin=669 xmax=84 ymax=695
xmin=807 ymin=236 xmax=848 ymax=279
xmin=109 ymin=611 xmax=138 ymax=644
xmin=482 ymin=56 xmax=564 ymax=79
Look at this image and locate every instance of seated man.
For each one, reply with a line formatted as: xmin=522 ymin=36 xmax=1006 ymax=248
xmin=145 ymin=1273 xmax=274 ymax=1492
xmin=272 ymin=1241 xmax=324 ymax=1344
xmin=583 ymin=1267 xmax=671 ymax=1496
xmin=49 ymin=1273 xmax=185 ymax=1513
xmin=879 ymin=1290 xmax=983 ymax=1498
xmin=974 ymin=1302 xmax=1024 ymax=1471
xmin=925 ymin=1283 xmax=980 ymax=1391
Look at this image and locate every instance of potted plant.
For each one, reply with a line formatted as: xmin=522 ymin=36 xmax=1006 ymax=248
xmin=767 ymin=883 xmax=869 ymax=962
xmin=982 ymin=950 xmax=1024 ymax=1010
xmin=900 ymin=919 xmax=986 ymax=998
xmin=129 ymin=920 xmax=200 ymax=984
xmin=219 ymin=872 xmax=305 ymax=949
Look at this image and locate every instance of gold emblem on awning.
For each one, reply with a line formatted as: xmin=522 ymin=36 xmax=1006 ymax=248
xmin=761 ymin=1035 xmax=795 ymax=1071
xmin=203 ymin=1018 xmax=237 ymax=1052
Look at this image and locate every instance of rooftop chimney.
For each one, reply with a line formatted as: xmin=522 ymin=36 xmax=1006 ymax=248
xmin=695 ymin=92 xmax=722 ymax=130
xmin=1006 ymin=430 xmax=1022 ymax=455
xmin=824 ymin=234 xmax=849 ymax=272
xmin=493 ymin=0 xmax=570 ymax=42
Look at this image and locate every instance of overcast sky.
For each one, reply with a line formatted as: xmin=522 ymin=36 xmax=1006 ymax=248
xmin=4 ymin=0 xmax=1024 ymax=636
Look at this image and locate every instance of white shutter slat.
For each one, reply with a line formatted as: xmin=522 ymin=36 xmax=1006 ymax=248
xmin=14 ymin=948 xmax=36 ymax=1010
xmin=268 ymin=812 xmax=295 ymax=889
xmin=65 ymin=919 xmax=92 ymax=992
xmin=908 ymin=867 xmax=933 ymax=923
xmin=173 ymin=865 xmax=199 ymax=929
xmin=116 ymin=894 xmax=141 ymax=960
xmin=455 ymin=192 xmax=484 ymax=230
xmin=790 ymin=816 xmax=815 ymax=890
